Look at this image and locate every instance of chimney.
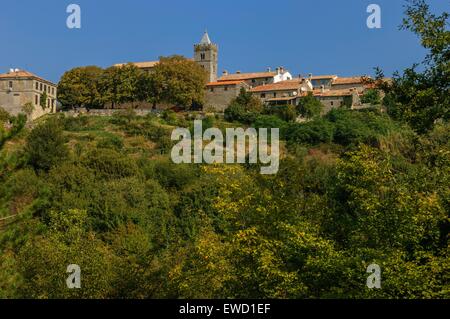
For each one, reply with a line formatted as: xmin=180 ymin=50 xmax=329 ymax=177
xmin=276 ymin=67 xmax=280 ymax=75
xmin=267 ymin=67 xmax=271 ymax=72
xmin=308 ymin=73 xmax=313 ymax=80
xmin=14 ymin=68 xmax=19 ymax=72
xmin=9 ymin=68 xmax=14 ymax=73
xmin=280 ymin=66 xmax=284 ymax=74
xmin=321 ymin=85 xmax=325 ymax=93
xmin=236 ymin=70 xmax=241 ymax=74
xmin=222 ymin=70 xmax=228 ymax=76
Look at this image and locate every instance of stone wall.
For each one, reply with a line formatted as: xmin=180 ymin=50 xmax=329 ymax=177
xmin=0 ymin=78 xmax=56 ymax=120
xmin=205 ymin=83 xmax=247 ymax=112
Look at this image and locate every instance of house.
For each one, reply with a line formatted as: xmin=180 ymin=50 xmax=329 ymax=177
xmin=313 ymin=88 xmax=361 ymax=113
xmin=250 ymin=78 xmax=313 ymax=105
xmin=218 ymin=67 xmax=293 ymax=87
xmin=309 ymin=75 xmax=338 ymax=89
xmin=204 ymin=80 xmax=250 ymax=112
xmin=0 ymin=69 xmax=57 ymax=120
xmin=331 ymin=76 xmax=369 ymax=93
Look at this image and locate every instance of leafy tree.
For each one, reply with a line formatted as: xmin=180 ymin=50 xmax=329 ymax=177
xmin=100 ymin=64 xmax=146 ymax=108
xmin=39 ymin=91 xmax=48 ymax=109
xmin=224 ymin=88 xmax=263 ymax=123
xmin=0 ymin=106 xmax=10 ymax=123
xmin=361 ymin=89 xmax=381 ymax=105
xmin=264 ymin=104 xmax=297 ymax=122
xmin=25 ymin=118 xmax=68 ymax=171
xmin=297 ymin=92 xmax=323 ymax=118
xmin=377 ymin=0 xmax=449 ymax=132
xmin=21 ymin=102 xmax=35 ymax=118
xmin=57 ymin=66 xmax=104 ymax=109
xmin=149 ymin=55 xmax=207 ymax=108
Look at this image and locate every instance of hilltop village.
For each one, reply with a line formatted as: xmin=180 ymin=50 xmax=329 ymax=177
xmin=0 ymin=31 xmax=377 ymax=120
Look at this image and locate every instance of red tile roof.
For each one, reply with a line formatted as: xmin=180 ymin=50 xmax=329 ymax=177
xmin=0 ymin=70 xmax=55 ymax=85
xmin=114 ymin=61 xmax=159 ymax=68
xmin=332 ymin=76 xmax=367 ymax=85
xmin=310 ymin=75 xmax=338 ymax=80
xmin=206 ymin=80 xmax=245 ymax=87
xmin=250 ymin=79 xmax=302 ymax=92
xmin=218 ymin=72 xmax=276 ymax=81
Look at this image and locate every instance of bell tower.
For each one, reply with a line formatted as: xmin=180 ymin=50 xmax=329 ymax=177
xmin=194 ymin=31 xmax=218 ymax=83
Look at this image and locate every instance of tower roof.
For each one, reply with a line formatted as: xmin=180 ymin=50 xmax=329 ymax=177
xmin=200 ymin=31 xmax=212 ymax=44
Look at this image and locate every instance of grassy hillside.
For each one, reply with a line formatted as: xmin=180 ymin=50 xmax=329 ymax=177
xmin=0 ymin=108 xmax=448 ymax=298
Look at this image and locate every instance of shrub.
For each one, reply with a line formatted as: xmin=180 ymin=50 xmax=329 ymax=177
xmin=285 ymin=119 xmax=334 ymax=145
xmin=25 ymin=118 xmax=68 ymax=171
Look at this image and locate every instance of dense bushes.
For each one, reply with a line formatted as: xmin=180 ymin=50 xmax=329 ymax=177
xmin=25 ymin=118 xmax=68 ymax=172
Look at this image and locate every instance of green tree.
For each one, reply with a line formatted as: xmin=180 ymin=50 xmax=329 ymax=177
xmin=100 ymin=64 xmax=146 ymax=108
xmin=297 ymin=92 xmax=323 ymax=118
xmin=25 ymin=119 xmax=68 ymax=171
xmin=361 ymin=89 xmax=381 ymax=105
xmin=57 ymin=66 xmax=104 ymax=109
xmin=224 ymin=88 xmax=263 ymax=123
xmin=377 ymin=0 xmax=449 ymax=132
xmin=149 ymin=55 xmax=208 ymax=108
xmin=21 ymin=102 xmax=35 ymax=118
xmin=40 ymin=91 xmax=48 ymax=109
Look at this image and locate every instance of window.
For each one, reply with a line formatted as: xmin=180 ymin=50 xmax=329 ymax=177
xmin=36 ymin=82 xmax=39 ymax=90
xmin=40 ymin=83 xmax=43 ymax=91
xmin=44 ymin=84 xmax=47 ymax=92
xmin=8 ymin=81 xmax=13 ymax=89
xmin=35 ymin=95 xmax=38 ymax=105
xmin=273 ymin=93 xmax=277 ymax=98
xmin=261 ymin=93 xmax=266 ymax=98
xmin=52 ymin=87 xmax=55 ymax=95
xmin=252 ymin=79 xmax=256 ymax=83
xmin=210 ymin=87 xmax=214 ymax=92
xmin=330 ymin=101 xmax=334 ymax=106
xmin=201 ymin=53 xmax=206 ymax=60
xmin=48 ymin=98 xmax=50 ymax=107
xmin=224 ymin=86 xmax=228 ymax=91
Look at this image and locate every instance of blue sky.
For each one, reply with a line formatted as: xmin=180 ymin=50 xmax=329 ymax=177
xmin=0 ymin=0 xmax=447 ymax=83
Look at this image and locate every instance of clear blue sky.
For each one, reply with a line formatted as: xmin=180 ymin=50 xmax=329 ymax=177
xmin=0 ymin=0 xmax=447 ymax=83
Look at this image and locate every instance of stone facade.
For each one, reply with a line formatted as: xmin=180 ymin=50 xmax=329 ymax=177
xmin=313 ymin=88 xmax=361 ymax=113
xmin=0 ymin=70 xmax=57 ymax=120
xmin=204 ymin=81 xmax=249 ymax=112
xmin=194 ymin=32 xmax=218 ymax=83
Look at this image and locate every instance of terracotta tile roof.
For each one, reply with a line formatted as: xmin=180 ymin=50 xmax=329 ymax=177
xmin=250 ymin=79 xmax=302 ymax=93
xmin=206 ymin=80 xmax=245 ymax=87
xmin=114 ymin=61 xmax=159 ymax=68
xmin=0 ymin=70 xmax=55 ymax=85
xmin=332 ymin=76 xmax=367 ymax=85
xmin=218 ymin=72 xmax=276 ymax=81
xmin=310 ymin=75 xmax=338 ymax=80
xmin=313 ymin=89 xmax=355 ymax=97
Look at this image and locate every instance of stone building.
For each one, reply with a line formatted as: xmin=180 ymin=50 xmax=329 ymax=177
xmin=0 ymin=69 xmax=57 ymax=120
xmin=194 ymin=32 xmax=218 ymax=83
xmin=331 ymin=76 xmax=368 ymax=93
xmin=313 ymin=88 xmax=361 ymax=113
xmin=204 ymin=80 xmax=249 ymax=112
xmin=218 ymin=67 xmax=293 ymax=87
xmin=250 ymin=78 xmax=313 ymax=105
